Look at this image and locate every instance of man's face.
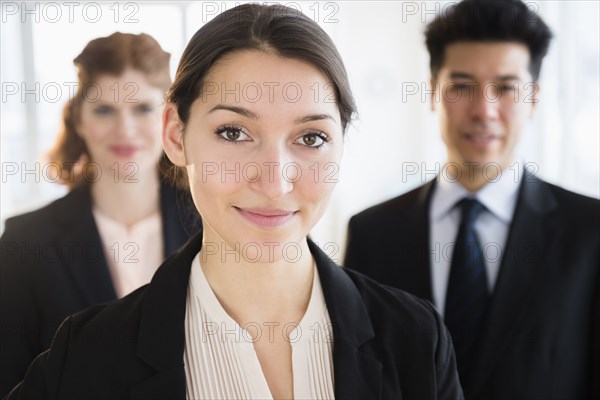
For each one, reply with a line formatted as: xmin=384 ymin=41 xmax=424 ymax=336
xmin=433 ymin=42 xmax=538 ymax=172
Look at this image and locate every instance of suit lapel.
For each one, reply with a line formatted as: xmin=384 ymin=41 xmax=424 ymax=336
xmin=54 ymin=182 xmax=199 ymax=304
xmin=414 ymin=180 xmax=435 ymax=301
xmin=55 ymin=186 xmax=116 ymax=305
xmin=133 ymin=234 xmax=200 ymax=399
xmin=392 ymin=180 xmax=436 ymax=301
xmin=132 ymin=234 xmax=384 ymax=398
xmin=309 ymin=240 xmax=383 ymax=399
xmin=57 ymin=181 xmax=197 ymax=306
xmin=466 ymin=172 xmax=558 ymax=398
xmin=332 ymin=339 xmax=383 ymax=399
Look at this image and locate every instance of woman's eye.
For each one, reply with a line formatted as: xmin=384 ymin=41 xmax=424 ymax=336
xmin=296 ymin=132 xmax=327 ymax=148
xmin=93 ymin=105 xmax=114 ymax=115
xmin=216 ymin=126 xmax=250 ymax=142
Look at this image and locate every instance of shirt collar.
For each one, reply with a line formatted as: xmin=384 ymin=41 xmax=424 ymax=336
xmin=431 ymin=173 xmax=470 ymax=221
xmin=476 ymin=164 xmax=522 ymax=223
xmin=431 ymin=162 xmax=522 ymax=223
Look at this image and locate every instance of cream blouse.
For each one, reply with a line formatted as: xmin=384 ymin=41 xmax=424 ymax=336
xmin=184 ymin=252 xmax=335 ymax=399
xmin=92 ymin=208 xmax=163 ymax=298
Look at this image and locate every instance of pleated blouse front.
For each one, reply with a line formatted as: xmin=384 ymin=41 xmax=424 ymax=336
xmin=184 ymin=252 xmax=335 ymax=400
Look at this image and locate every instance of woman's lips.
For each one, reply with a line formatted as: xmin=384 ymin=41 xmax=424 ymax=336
xmin=235 ymin=207 xmax=297 ymax=228
xmin=110 ymin=145 xmax=138 ymax=157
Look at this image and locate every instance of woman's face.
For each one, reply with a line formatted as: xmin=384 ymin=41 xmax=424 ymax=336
xmin=164 ymin=50 xmax=344 ymax=263
xmin=77 ymin=69 xmax=164 ymax=180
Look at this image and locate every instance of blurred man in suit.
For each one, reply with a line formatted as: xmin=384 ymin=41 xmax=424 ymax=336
xmin=344 ymin=1 xmax=600 ymax=399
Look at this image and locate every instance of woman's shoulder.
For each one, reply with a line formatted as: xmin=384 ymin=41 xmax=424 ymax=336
xmin=3 ymin=186 xmax=91 ymax=238
xmin=68 ymin=283 xmax=147 ymax=329
xmin=5 ymin=286 xmax=151 ymax=398
xmin=44 ymin=284 xmax=148 ymax=364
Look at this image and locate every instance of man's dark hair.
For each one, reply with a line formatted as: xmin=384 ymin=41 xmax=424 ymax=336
xmin=425 ymin=0 xmax=553 ymax=81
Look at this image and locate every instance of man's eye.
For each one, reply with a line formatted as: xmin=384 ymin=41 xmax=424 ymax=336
xmin=499 ymin=85 xmax=516 ymax=92
xmin=135 ymin=104 xmax=155 ymax=114
xmin=451 ymin=83 xmax=473 ymax=91
xmin=215 ymin=126 xmax=250 ymax=142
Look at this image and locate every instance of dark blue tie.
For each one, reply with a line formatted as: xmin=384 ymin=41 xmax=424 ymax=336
xmin=444 ymin=198 xmax=489 ymax=383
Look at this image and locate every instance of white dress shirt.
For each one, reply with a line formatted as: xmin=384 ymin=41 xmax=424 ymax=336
xmin=429 ymin=165 xmax=522 ymax=316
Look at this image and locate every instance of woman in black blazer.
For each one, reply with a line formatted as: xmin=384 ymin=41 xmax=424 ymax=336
xmin=6 ymin=5 xmax=463 ymax=399
xmin=0 ymin=33 xmax=197 ymax=396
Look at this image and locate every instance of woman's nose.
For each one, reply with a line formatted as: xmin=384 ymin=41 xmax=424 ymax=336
xmin=247 ymin=144 xmax=295 ymax=199
xmin=115 ymin=112 xmax=136 ymax=138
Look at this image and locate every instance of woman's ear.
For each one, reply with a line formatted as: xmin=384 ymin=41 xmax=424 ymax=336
xmin=162 ymin=103 xmax=187 ymax=166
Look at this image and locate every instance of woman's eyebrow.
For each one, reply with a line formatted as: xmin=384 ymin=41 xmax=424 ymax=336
xmin=208 ymin=105 xmax=335 ymax=125
xmin=294 ymin=114 xmax=336 ymax=125
xmin=208 ymin=104 xmax=259 ymax=119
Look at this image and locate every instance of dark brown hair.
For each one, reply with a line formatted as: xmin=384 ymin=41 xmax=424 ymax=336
xmin=48 ymin=32 xmax=171 ymax=188
xmin=425 ymin=0 xmax=553 ymax=81
xmin=165 ymin=4 xmax=357 ymax=189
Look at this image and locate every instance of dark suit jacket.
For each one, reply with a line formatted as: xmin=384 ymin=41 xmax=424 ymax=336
xmin=6 ymin=231 xmax=464 ymax=400
xmin=344 ymin=172 xmax=600 ymax=399
xmin=0 ymin=181 xmax=199 ymax=396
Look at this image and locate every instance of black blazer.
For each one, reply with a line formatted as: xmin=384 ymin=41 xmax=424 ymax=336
xmin=6 ymin=231 xmax=464 ymax=400
xmin=0 ymin=181 xmax=199 ymax=396
xmin=344 ymin=172 xmax=600 ymax=399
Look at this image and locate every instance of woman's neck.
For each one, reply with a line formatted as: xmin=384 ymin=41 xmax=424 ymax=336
xmin=199 ymin=238 xmax=315 ymax=326
xmin=90 ymin=168 xmax=160 ymax=228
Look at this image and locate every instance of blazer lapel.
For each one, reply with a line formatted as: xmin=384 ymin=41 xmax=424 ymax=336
xmin=131 ymin=233 xmax=382 ymax=398
xmin=413 ymin=179 xmax=436 ymax=301
xmin=309 ymin=240 xmax=383 ymax=399
xmin=466 ymin=172 xmax=558 ymax=398
xmin=57 ymin=181 xmax=198 ymax=306
xmin=55 ymin=185 xmax=116 ymax=305
xmin=132 ymin=234 xmax=200 ymax=399
xmin=392 ymin=179 xmax=436 ymax=301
